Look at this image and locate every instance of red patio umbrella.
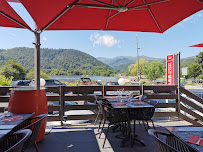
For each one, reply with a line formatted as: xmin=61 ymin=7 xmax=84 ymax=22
xmin=0 ymin=0 xmax=30 ymax=30
xmin=190 ymin=43 xmax=203 ymax=47
xmin=18 ymin=0 xmax=203 ymax=33
xmin=5 ymin=0 xmax=203 ymax=88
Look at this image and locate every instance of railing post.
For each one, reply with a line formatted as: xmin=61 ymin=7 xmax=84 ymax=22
xmin=59 ymin=86 xmax=65 ymax=126
xmin=103 ymin=85 xmax=106 ymax=97
xmin=177 ymin=52 xmax=181 ymax=119
xmin=141 ymin=84 xmax=144 ymax=95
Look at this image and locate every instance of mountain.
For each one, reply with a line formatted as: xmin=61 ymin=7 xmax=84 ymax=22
xmin=97 ymin=56 xmax=165 ymax=70
xmin=0 ymin=47 xmax=112 ymax=71
xmin=97 ymin=55 xmax=196 ymax=70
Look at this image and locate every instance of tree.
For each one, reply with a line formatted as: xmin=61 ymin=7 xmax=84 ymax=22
xmin=0 ymin=75 xmax=13 ymax=86
xmin=188 ymin=62 xmax=202 ymax=79
xmin=128 ymin=59 xmax=148 ymax=78
xmin=1 ymin=60 xmax=25 ymax=80
xmin=196 ymin=52 xmax=203 ymax=69
xmin=143 ymin=60 xmax=165 ymax=81
xmin=26 ymin=71 xmax=50 ymax=80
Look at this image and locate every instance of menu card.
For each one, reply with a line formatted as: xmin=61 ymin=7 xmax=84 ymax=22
xmin=2 ymin=115 xmax=23 ymax=123
xmin=187 ymin=135 xmax=203 ymax=146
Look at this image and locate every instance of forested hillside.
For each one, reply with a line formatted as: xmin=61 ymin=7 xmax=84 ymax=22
xmin=0 ymin=47 xmax=111 ymax=70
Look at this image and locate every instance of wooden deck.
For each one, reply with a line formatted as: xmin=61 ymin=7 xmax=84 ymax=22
xmin=25 ymin=118 xmax=193 ymax=152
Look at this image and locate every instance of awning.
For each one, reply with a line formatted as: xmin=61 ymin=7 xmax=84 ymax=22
xmin=190 ymin=43 xmax=203 ymax=47
xmin=18 ymin=0 xmax=203 ymax=33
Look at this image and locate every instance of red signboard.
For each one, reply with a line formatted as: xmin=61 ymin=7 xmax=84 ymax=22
xmin=167 ymin=54 xmax=173 ymax=84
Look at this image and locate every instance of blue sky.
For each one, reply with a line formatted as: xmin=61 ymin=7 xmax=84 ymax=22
xmin=0 ymin=3 xmax=203 ymax=59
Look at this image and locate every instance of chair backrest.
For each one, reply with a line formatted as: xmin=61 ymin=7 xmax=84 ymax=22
xmin=0 ymin=129 xmax=32 ymax=152
xmin=101 ymin=99 xmax=128 ymax=123
xmin=148 ymin=129 xmax=196 ymax=152
xmin=22 ymin=113 xmax=48 ymax=149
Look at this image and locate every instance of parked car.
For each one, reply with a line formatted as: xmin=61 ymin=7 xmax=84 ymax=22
xmin=11 ymin=80 xmax=31 ymax=87
xmin=151 ymin=80 xmax=165 ymax=85
xmin=29 ymin=79 xmax=66 ymax=86
xmin=105 ymin=81 xmax=119 ymax=85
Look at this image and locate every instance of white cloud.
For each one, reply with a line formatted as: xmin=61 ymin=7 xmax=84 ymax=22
xmin=43 ymin=36 xmax=47 ymax=41
xmin=90 ymin=33 xmax=120 ymax=47
xmin=118 ymin=46 xmax=121 ymax=48
xmin=183 ymin=13 xmax=203 ymax=23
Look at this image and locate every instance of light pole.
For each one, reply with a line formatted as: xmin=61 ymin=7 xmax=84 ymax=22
xmin=136 ymin=35 xmax=140 ymax=81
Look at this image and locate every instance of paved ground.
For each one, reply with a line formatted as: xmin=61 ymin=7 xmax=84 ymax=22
xmin=25 ymin=118 xmax=192 ymax=152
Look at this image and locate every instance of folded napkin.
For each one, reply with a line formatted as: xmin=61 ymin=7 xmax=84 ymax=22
xmin=112 ymin=102 xmax=126 ymax=106
xmin=187 ymin=135 xmax=203 ymax=146
xmin=132 ymin=102 xmax=146 ymax=105
xmin=2 ymin=115 xmax=23 ymax=123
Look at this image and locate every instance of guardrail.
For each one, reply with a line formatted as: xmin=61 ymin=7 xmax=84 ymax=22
xmin=0 ymin=85 xmax=202 ymax=126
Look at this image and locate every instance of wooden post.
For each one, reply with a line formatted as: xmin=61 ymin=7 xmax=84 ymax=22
xmin=59 ymin=86 xmax=65 ymax=126
xmin=177 ymin=52 xmax=181 ymax=118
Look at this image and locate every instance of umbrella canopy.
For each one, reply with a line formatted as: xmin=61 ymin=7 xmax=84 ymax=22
xmin=18 ymin=0 xmax=203 ymax=33
xmin=190 ymin=43 xmax=203 ymax=47
xmin=0 ymin=0 xmax=30 ymax=29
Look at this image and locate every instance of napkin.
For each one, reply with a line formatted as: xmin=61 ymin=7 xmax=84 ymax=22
xmin=112 ymin=102 xmax=126 ymax=106
xmin=187 ymin=135 xmax=203 ymax=146
xmin=2 ymin=115 xmax=23 ymax=123
xmin=132 ymin=102 xmax=146 ymax=105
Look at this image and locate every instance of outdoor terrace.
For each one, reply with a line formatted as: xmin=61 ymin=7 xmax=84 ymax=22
xmin=30 ymin=118 xmax=192 ymax=152
xmin=0 ymin=85 xmax=202 ymax=151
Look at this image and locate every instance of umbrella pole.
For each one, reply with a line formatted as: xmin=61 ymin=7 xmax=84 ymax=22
xmin=34 ymin=24 xmax=41 ymax=90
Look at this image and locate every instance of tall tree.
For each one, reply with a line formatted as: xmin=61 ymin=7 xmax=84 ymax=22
xmin=188 ymin=62 xmax=202 ymax=79
xmin=196 ymin=52 xmax=203 ymax=69
xmin=143 ymin=60 xmax=165 ymax=81
xmin=128 ymin=59 xmax=148 ymax=78
xmin=1 ymin=60 xmax=25 ymax=80
xmin=26 ymin=71 xmax=50 ymax=80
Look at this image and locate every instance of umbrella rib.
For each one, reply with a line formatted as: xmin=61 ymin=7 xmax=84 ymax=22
xmin=122 ymin=0 xmax=127 ymax=6
xmin=125 ymin=0 xmax=135 ymax=7
xmin=74 ymin=4 xmax=117 ymax=10
xmin=143 ymin=0 xmax=162 ymax=32
xmin=0 ymin=11 xmax=33 ymax=32
xmin=91 ymin=0 xmax=116 ymax=8
xmin=41 ymin=0 xmax=81 ymax=32
xmin=128 ymin=0 xmax=168 ymax=10
xmin=105 ymin=0 xmax=115 ymax=29
xmin=114 ymin=0 xmax=121 ymax=7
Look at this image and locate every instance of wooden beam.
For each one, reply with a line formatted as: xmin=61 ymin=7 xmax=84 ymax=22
xmin=47 ymin=116 xmax=60 ymax=121
xmin=180 ymin=96 xmax=203 ymax=113
xmin=147 ymin=94 xmax=178 ymax=99
xmin=180 ymin=87 xmax=203 ymax=104
xmin=180 ymin=113 xmax=202 ymax=127
xmin=156 ymin=103 xmax=177 ymax=108
xmin=153 ymin=112 xmax=178 ymax=117
xmin=180 ymin=104 xmax=203 ymax=122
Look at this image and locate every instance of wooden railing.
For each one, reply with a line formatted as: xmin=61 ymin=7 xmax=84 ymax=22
xmin=0 ymin=85 xmax=202 ymax=126
xmin=179 ymin=87 xmax=203 ymax=127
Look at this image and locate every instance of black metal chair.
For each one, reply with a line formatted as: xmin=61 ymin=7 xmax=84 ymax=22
xmin=93 ymin=95 xmax=103 ymax=126
xmin=148 ymin=129 xmax=197 ymax=152
xmin=130 ymin=98 xmax=158 ymax=132
xmin=99 ymin=99 xmax=129 ymax=148
xmin=16 ymin=113 xmax=48 ymax=152
xmin=0 ymin=129 xmax=32 ymax=152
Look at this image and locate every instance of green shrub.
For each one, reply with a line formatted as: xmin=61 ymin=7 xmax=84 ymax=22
xmin=26 ymin=71 xmax=50 ymax=80
xmin=0 ymin=75 xmax=13 ymax=86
